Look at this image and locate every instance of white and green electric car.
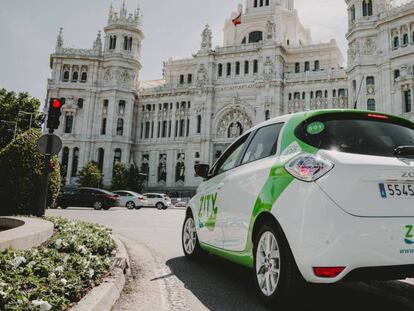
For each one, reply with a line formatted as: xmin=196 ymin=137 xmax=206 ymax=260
xmin=182 ymin=109 xmax=414 ymax=304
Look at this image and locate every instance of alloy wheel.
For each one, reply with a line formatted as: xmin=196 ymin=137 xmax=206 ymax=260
xmin=183 ymin=217 xmax=197 ymax=255
xmin=94 ymin=201 xmax=103 ymax=210
xmin=255 ymin=231 xmax=281 ymax=297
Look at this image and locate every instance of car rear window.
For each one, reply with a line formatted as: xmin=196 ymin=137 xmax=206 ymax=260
xmin=295 ymin=112 xmax=414 ymax=158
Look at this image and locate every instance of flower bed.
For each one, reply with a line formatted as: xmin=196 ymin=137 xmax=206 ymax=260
xmin=0 ymin=217 xmax=116 ymax=311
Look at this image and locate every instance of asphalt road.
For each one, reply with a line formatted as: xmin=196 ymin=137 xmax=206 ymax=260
xmin=47 ymin=207 xmax=414 ymax=311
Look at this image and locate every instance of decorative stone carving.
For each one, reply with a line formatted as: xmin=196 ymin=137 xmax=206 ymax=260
xmin=216 ymin=106 xmax=253 ymax=138
xmin=175 ymin=153 xmax=185 ymax=182
xmin=104 ymin=69 xmax=113 ymax=82
xmin=363 ymin=37 xmax=377 ymax=55
xmin=266 ymin=20 xmax=276 ymax=40
xmin=196 ymin=64 xmax=208 ymax=86
xmin=263 ymin=57 xmax=274 ymax=80
xmin=201 ymin=24 xmax=212 ymax=50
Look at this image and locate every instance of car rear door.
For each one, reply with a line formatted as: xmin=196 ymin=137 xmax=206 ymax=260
xmin=194 ymin=134 xmax=250 ymax=248
xmin=114 ymin=191 xmax=127 ymax=206
xmin=219 ymin=123 xmax=285 ymax=251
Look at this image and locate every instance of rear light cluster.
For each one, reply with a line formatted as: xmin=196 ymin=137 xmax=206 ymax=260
xmin=313 ymin=267 xmax=345 ymax=278
xmin=138 ymin=195 xmax=144 ymax=200
xmin=285 ymin=153 xmax=334 ymax=182
xmin=106 ymin=195 xmax=119 ymax=200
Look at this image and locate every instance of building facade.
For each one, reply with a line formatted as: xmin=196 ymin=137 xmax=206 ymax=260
xmin=45 ymin=0 xmax=414 ymax=194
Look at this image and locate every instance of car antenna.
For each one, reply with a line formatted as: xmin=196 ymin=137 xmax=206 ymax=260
xmin=353 ymin=75 xmax=364 ymax=110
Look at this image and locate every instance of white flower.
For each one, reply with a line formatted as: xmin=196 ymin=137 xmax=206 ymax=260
xmin=0 ymin=290 xmax=7 ymax=298
xmin=54 ymin=239 xmax=62 ymax=250
xmin=32 ymin=300 xmax=52 ymax=311
xmin=55 ymin=266 xmax=64 ymax=275
xmin=78 ymin=245 xmax=87 ymax=255
xmin=60 ymin=278 xmax=67 ymax=285
xmin=88 ymin=268 xmax=95 ymax=279
xmin=49 ymin=272 xmax=56 ymax=279
xmin=12 ymin=256 xmax=26 ymax=268
xmin=27 ymin=261 xmax=36 ymax=269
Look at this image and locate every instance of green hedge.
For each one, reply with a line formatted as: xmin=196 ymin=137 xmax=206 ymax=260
xmin=0 ymin=129 xmax=61 ymax=216
xmin=0 ymin=217 xmax=115 ymax=311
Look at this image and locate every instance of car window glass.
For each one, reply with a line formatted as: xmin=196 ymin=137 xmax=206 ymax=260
xmin=214 ymin=134 xmax=249 ymax=176
xmin=241 ymin=123 xmax=284 ymax=165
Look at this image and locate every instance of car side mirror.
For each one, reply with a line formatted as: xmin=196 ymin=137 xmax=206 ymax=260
xmin=194 ymin=164 xmax=210 ymax=179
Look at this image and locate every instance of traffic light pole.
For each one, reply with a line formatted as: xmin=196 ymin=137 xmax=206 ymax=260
xmin=37 ymin=129 xmax=54 ymax=217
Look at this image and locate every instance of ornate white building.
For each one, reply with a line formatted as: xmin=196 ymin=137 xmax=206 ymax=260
xmin=46 ymin=0 xmax=414 ymax=194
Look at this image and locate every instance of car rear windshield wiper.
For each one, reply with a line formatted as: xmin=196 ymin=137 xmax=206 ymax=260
xmin=394 ymin=146 xmax=414 ymax=157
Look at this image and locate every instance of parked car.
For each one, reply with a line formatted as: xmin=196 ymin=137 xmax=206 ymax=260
xmin=182 ymin=109 xmax=414 ymax=305
xmin=143 ymin=193 xmax=171 ymax=210
xmin=174 ymin=201 xmax=187 ymax=208
xmin=112 ymin=190 xmax=148 ymax=209
xmin=56 ymin=187 xmax=120 ymax=210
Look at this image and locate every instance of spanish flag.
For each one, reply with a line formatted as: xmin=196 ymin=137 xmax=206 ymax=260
xmin=232 ymin=12 xmax=242 ymax=26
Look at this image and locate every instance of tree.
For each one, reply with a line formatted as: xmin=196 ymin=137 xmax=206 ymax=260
xmin=0 ymin=89 xmax=43 ymax=150
xmin=112 ymin=162 xmax=129 ymax=190
xmin=0 ymin=129 xmax=61 ymax=216
xmin=77 ymin=162 xmax=102 ymax=188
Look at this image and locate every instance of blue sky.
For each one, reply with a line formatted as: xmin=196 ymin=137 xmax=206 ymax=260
xmin=0 ymin=0 xmax=406 ymax=103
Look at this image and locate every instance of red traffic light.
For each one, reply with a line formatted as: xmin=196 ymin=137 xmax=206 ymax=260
xmin=52 ymin=99 xmax=62 ymax=109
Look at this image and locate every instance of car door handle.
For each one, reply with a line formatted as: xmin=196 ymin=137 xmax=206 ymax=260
xmin=217 ymin=182 xmax=224 ymax=190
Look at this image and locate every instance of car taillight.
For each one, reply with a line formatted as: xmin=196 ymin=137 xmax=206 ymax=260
xmin=313 ymin=267 xmax=345 ymax=278
xmin=106 ymin=195 xmax=119 ymax=200
xmin=285 ymin=153 xmax=334 ymax=182
xmin=138 ymin=195 xmax=144 ymax=200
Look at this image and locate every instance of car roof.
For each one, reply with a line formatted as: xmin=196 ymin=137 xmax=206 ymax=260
xmin=80 ymin=187 xmax=112 ymax=194
xmin=114 ymin=190 xmax=140 ymax=195
xmin=144 ymin=193 xmax=165 ymax=195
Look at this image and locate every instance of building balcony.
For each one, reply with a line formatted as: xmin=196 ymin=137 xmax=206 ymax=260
xmin=285 ymin=69 xmax=347 ymax=83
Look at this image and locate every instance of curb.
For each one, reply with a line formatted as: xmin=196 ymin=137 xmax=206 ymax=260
xmin=71 ymin=236 xmax=130 ymax=311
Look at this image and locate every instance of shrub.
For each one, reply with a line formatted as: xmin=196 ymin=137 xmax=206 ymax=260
xmin=0 ymin=129 xmax=61 ymax=216
xmin=0 ymin=217 xmax=115 ymax=311
xmin=77 ymin=162 xmax=102 ymax=188
xmin=111 ymin=162 xmax=129 ymax=190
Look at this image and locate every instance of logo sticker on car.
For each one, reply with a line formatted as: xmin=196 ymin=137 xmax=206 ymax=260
xmin=198 ymin=193 xmax=218 ymax=232
xmin=405 ymin=225 xmax=414 ymax=245
xmin=306 ymin=121 xmax=325 ymax=135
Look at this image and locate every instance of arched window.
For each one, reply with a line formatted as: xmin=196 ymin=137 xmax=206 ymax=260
xmin=310 ymin=91 xmax=314 ymax=99
xmin=362 ymin=0 xmax=372 ymax=16
xmin=97 ymin=148 xmax=104 ymax=172
xmin=63 ymin=71 xmax=69 ymax=82
xmin=249 ymin=31 xmax=263 ymax=43
xmin=64 ymin=114 xmax=74 ymax=134
xmin=265 ymin=110 xmax=270 ymax=120
xmin=103 ymin=100 xmax=108 ymax=115
xmin=114 ymin=149 xmax=122 ymax=166
xmin=101 ymin=118 xmax=107 ymax=135
xmin=77 ymin=98 xmax=83 ymax=108
xmin=394 ymin=69 xmax=400 ymax=80
xmin=367 ymin=99 xmax=376 ymax=111
xmin=61 ymin=147 xmax=69 ymax=177
xmin=294 ymin=92 xmax=300 ymax=100
xmin=403 ymin=33 xmax=409 ymax=46
xmin=314 ymin=60 xmax=320 ymax=71
xmin=72 ymin=71 xmax=78 ymax=82
xmin=227 ymin=63 xmax=232 ymax=76
xmin=109 ymin=35 xmax=117 ymax=50
xmin=218 ymin=64 xmax=223 ymax=77
xmin=265 ymin=0 xmax=270 ymax=5
xmin=244 ymin=61 xmax=249 ymax=74
xmin=145 ymin=122 xmax=150 ymax=138
xmin=235 ymin=61 xmax=241 ymax=75
xmin=393 ymin=36 xmax=400 ymax=49
xmin=254 ymin=0 xmax=258 ymax=7
xmin=80 ymin=72 xmax=87 ymax=82
xmin=124 ymin=36 xmax=128 ymax=50
xmin=242 ymin=37 xmax=247 ymax=44
xmin=295 ymin=62 xmax=300 ymax=73
xmin=117 ymin=118 xmax=124 ymax=136
xmin=304 ymin=61 xmax=310 ymax=72
xmin=324 ymin=90 xmax=328 ymax=98
xmin=128 ymin=37 xmax=133 ymax=51
xmin=302 ymin=92 xmax=306 ymax=100
xmin=118 ymin=100 xmax=126 ymax=115
xmin=71 ymin=148 xmax=79 ymax=177
xmin=288 ymin=93 xmax=292 ymax=100
xmin=350 ymin=5 xmax=356 ymax=21
xmin=253 ymin=60 xmax=259 ymax=73
xmin=404 ymin=89 xmax=412 ymax=113
xmin=338 ymin=89 xmax=346 ymax=97
xmin=333 ymin=89 xmax=337 ymax=97
xmin=197 ymin=115 xmax=202 ymax=134
xmin=260 ymin=0 xmax=264 ymax=6
xmin=316 ymin=90 xmax=323 ymax=98
xmin=366 ymin=76 xmax=375 ymax=85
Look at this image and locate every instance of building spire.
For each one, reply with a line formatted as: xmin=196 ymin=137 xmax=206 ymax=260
xmin=93 ymin=30 xmax=102 ymax=52
xmin=120 ymin=0 xmax=127 ymax=18
xmin=108 ymin=3 xmax=114 ymax=22
xmin=56 ymin=27 xmax=63 ymax=51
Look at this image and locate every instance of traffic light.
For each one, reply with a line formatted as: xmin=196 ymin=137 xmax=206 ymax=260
xmin=47 ymin=98 xmax=63 ymax=130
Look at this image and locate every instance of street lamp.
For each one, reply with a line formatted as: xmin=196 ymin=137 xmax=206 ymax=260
xmin=0 ymin=120 xmax=18 ymax=140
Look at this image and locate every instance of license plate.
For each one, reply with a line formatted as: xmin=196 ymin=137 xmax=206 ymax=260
xmin=379 ymin=183 xmax=414 ymax=199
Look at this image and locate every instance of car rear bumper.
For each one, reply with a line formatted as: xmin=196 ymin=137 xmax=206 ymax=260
xmin=274 ymin=180 xmax=414 ymax=283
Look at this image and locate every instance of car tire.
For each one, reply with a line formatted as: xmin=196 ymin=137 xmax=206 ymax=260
xmin=103 ymin=206 xmax=110 ymax=211
xmin=126 ymin=201 xmax=136 ymax=210
xmin=182 ymin=211 xmax=204 ymax=260
xmin=60 ymin=205 xmax=68 ymax=210
xmin=135 ymin=206 xmax=142 ymax=210
xmin=253 ymin=222 xmax=303 ymax=305
xmin=93 ymin=201 xmax=103 ymax=210
xmin=156 ymin=202 xmax=164 ymax=210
